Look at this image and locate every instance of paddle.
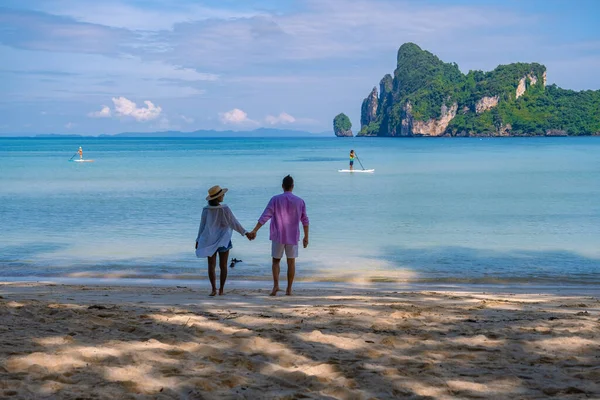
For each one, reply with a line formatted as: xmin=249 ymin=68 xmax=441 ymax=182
xmin=69 ymin=152 xmax=78 ymax=160
xmin=355 ymin=154 xmax=366 ymax=170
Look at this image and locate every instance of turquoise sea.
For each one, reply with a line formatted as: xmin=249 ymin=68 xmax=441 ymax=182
xmin=1 ymin=137 xmax=599 ymax=285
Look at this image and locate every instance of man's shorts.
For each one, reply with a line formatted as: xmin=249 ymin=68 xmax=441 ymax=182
xmin=350 ymin=160 xmax=354 ymax=166
xmin=271 ymin=241 xmax=298 ymax=259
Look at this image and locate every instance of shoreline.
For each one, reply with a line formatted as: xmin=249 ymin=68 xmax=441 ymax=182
xmin=1 ymin=282 xmax=598 ymax=399
xmin=2 ymin=277 xmax=600 ymax=296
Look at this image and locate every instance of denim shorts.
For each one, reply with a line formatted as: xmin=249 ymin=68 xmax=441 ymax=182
xmin=217 ymin=240 xmax=232 ymax=253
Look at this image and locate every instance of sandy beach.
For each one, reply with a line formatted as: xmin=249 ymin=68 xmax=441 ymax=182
xmin=0 ymin=282 xmax=598 ymax=399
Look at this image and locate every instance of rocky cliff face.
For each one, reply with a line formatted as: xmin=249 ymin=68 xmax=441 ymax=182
xmin=360 ymin=87 xmax=378 ymax=127
xmin=475 ymin=96 xmax=499 ymax=114
xmin=334 ymin=128 xmax=353 ymax=137
xmin=411 ymin=103 xmax=458 ymax=136
xmin=400 ymin=102 xmax=413 ymax=136
xmin=542 ymin=71 xmax=547 ymax=86
xmin=397 ymin=101 xmax=458 ymax=137
xmin=380 ymin=74 xmax=393 ymax=99
xmin=516 ymin=73 xmax=540 ymax=99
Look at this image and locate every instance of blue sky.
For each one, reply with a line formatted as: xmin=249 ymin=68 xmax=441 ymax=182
xmin=1 ymin=0 xmax=599 ymax=135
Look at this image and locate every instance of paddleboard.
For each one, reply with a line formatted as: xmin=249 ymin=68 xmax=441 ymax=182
xmin=69 ymin=159 xmax=94 ymax=162
xmin=338 ymin=169 xmax=374 ymax=173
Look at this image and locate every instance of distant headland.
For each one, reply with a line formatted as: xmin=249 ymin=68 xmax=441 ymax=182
xmin=334 ymin=43 xmax=600 ymax=137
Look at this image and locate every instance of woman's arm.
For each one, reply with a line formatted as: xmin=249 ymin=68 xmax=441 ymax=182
xmin=224 ymin=206 xmax=246 ymax=236
xmin=196 ymin=209 xmax=208 ymax=243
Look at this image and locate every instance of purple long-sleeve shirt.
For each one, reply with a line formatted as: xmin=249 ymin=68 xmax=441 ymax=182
xmin=258 ymin=191 xmax=309 ymax=245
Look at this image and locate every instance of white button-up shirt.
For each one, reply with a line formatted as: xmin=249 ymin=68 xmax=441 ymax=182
xmin=195 ymin=204 xmax=246 ymax=258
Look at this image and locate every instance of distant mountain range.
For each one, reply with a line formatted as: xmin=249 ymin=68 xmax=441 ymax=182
xmin=28 ymin=128 xmax=328 ymax=138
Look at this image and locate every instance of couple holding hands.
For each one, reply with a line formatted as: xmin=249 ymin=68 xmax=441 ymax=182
xmin=195 ymin=175 xmax=309 ymax=296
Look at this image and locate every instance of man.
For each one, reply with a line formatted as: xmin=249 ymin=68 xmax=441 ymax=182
xmin=249 ymin=175 xmax=309 ymax=296
xmin=78 ymin=146 xmax=83 ymax=159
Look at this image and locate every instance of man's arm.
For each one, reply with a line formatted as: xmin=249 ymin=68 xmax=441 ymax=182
xmin=249 ymin=222 xmax=263 ymax=239
xmin=250 ymin=198 xmax=274 ymax=239
xmin=301 ymin=199 xmax=309 ymax=248
xmin=302 ymin=224 xmax=309 ymax=248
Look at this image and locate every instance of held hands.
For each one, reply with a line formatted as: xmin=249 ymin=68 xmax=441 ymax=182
xmin=245 ymin=230 xmax=306 ymax=246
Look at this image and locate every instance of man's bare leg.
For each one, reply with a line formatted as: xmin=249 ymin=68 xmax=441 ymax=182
xmin=286 ymin=258 xmax=296 ymax=295
xmin=270 ymin=257 xmax=281 ymax=296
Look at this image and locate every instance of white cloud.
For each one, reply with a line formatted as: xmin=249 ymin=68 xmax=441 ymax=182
xmin=86 ymin=97 xmax=163 ymax=122
xmin=265 ymin=112 xmax=296 ymax=125
xmin=180 ymin=115 xmax=194 ymax=123
xmin=0 ymin=8 xmax=131 ymax=55
xmin=155 ymin=0 xmax=530 ymax=72
xmin=114 ymin=57 xmax=218 ymax=82
xmin=219 ymin=108 xmax=257 ymax=125
xmin=0 ymin=45 xmax=215 ymax=102
xmin=37 ymin=1 xmax=262 ymax=31
xmin=65 ymin=122 xmax=75 ymax=129
xmin=112 ymin=96 xmax=162 ymax=121
xmin=88 ymin=105 xmax=112 ymax=118
xmin=217 ymin=109 xmax=317 ymax=128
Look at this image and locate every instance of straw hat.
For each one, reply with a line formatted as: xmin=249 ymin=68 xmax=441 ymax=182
xmin=206 ymin=185 xmax=228 ymax=201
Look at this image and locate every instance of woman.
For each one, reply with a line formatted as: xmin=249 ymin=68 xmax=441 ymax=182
xmin=349 ymin=149 xmax=356 ymax=171
xmin=195 ymin=185 xmax=250 ymax=296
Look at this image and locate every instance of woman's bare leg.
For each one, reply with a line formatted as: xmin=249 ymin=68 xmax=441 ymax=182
xmin=207 ymin=254 xmax=217 ymax=296
xmin=218 ymin=250 xmax=229 ymax=295
xmin=207 ymin=253 xmax=217 ymax=296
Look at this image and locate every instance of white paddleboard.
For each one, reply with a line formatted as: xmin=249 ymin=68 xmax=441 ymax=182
xmin=338 ymin=169 xmax=374 ymax=173
xmin=70 ymin=159 xmax=94 ymax=162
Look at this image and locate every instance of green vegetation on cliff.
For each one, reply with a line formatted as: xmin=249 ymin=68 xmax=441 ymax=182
xmin=392 ymin=43 xmax=464 ymax=121
xmin=356 ymin=43 xmax=600 ymax=137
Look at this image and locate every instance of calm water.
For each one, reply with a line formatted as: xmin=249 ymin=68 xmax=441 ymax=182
xmin=1 ymin=137 xmax=599 ymax=285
